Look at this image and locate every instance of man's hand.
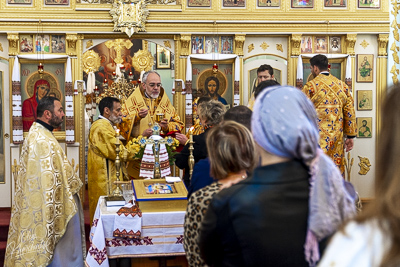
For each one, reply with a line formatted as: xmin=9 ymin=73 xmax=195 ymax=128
xmin=138 ymin=108 xmax=148 ymax=119
xmin=344 ymin=138 xmax=354 ymax=152
xmin=175 ymin=133 xmax=188 ymax=145
xmin=142 ymin=128 xmax=153 ymax=137
xmin=159 ymin=118 xmax=169 ymax=132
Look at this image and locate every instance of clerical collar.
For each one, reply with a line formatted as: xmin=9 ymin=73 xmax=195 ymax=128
xmin=36 ymin=119 xmax=54 ymax=132
xmin=321 ymin=71 xmax=330 ymax=76
xmin=98 ymin=115 xmax=113 ymax=125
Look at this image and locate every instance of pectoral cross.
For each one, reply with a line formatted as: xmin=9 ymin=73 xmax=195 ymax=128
xmin=105 ymin=39 xmax=133 ymax=65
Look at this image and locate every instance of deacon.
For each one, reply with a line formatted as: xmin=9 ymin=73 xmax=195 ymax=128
xmin=121 ymin=70 xmax=184 ymax=139
xmin=5 ymin=97 xmax=85 ymax=267
xmin=302 ymin=54 xmax=357 ymax=175
xmin=88 ymin=97 xmax=133 ymax=222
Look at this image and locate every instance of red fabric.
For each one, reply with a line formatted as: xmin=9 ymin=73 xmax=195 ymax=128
xmin=22 ymin=79 xmax=50 ymax=131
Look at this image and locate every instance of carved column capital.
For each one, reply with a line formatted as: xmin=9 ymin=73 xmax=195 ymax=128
xmin=378 ymin=34 xmax=389 ymax=57
xmin=234 ymin=34 xmax=246 ymax=56
xmin=291 ymin=34 xmax=302 ymax=56
xmin=346 ymin=34 xmax=357 ymax=56
xmin=7 ymin=33 xmax=19 ymax=56
xmin=66 ymin=33 xmax=79 ymax=56
xmin=180 ymin=34 xmax=191 ymax=56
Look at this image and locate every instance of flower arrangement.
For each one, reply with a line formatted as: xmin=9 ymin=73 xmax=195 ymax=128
xmin=126 ymin=135 xmax=180 ymax=165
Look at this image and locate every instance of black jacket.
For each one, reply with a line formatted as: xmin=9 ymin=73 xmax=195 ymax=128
xmin=199 ymin=160 xmax=310 ymax=267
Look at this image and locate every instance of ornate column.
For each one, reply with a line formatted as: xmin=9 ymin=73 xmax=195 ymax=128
xmin=234 ymin=34 xmax=245 ymax=57
xmin=376 ymin=34 xmax=389 ymax=141
xmin=290 ymin=34 xmax=302 ymax=87
xmin=346 ymin=34 xmax=357 ymax=91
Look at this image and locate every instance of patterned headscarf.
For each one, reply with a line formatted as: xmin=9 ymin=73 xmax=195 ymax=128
xmin=252 ymin=86 xmax=356 ymax=267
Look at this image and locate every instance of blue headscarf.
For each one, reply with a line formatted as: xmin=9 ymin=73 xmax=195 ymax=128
xmin=252 ymin=86 xmax=356 ymax=267
xmin=252 ymin=85 xmax=319 ymax=165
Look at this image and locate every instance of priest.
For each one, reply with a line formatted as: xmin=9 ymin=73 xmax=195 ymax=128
xmin=5 ymin=96 xmax=85 ymax=267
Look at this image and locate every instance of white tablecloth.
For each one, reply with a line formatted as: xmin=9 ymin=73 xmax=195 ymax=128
xmin=85 ymin=196 xmax=185 ymax=267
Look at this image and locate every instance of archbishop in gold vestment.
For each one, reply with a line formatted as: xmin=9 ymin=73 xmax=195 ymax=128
xmin=120 ymin=87 xmax=184 ymax=139
xmin=5 ymin=122 xmax=85 ymax=267
xmin=302 ymin=73 xmax=357 ymax=175
xmin=88 ymin=117 xmax=131 ymax=221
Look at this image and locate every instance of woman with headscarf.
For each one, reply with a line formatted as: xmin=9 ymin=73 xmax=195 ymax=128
xmin=22 ymin=79 xmax=50 ymax=131
xmin=199 ymin=86 xmax=356 ymax=267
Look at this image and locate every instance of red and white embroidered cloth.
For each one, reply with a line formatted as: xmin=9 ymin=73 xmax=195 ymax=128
xmin=85 ymin=197 xmax=185 ymax=267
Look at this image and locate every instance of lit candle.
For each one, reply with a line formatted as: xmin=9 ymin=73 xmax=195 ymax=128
xmin=94 ymin=86 xmax=99 ymax=92
xmin=189 ymin=126 xmax=194 ymax=142
xmin=112 ymin=71 xmax=116 ymax=76
xmin=120 ymin=65 xmax=125 ymax=70
xmin=103 ymin=78 xmax=108 ymax=84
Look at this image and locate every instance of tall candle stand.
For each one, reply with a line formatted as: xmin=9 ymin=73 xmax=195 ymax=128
xmin=112 ymin=130 xmax=123 ymax=196
xmin=188 ymin=129 xmax=195 ymax=180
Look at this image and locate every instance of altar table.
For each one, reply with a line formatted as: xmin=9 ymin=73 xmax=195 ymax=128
xmin=85 ymin=196 xmax=186 ymax=267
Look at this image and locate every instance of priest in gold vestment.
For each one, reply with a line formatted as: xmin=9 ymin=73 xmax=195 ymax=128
xmin=88 ymin=97 xmax=133 ymax=221
xmin=121 ymin=70 xmax=184 ymax=139
xmin=302 ymin=55 xmax=357 ymax=175
xmin=5 ymin=97 xmax=85 ymax=267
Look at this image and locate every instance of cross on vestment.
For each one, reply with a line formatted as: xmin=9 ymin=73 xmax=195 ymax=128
xmin=105 ymin=39 xmax=133 ymax=65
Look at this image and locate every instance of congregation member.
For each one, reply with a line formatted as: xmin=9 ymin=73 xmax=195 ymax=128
xmin=175 ymin=100 xmax=225 ymax=188
xmin=175 ymin=96 xmax=211 ymax=145
xmin=184 ymin=121 xmax=257 ymax=267
xmin=318 ymin=85 xmax=400 ymax=267
xmin=248 ymin=64 xmax=275 ymax=110
xmin=5 ymin=97 xmax=85 ymax=267
xmin=302 ymin=54 xmax=357 ymax=176
xmin=120 ymin=70 xmax=183 ymax=139
xmin=199 ymin=86 xmax=356 ymax=267
xmin=187 ymin=105 xmax=252 ymax=197
xmin=254 ymin=79 xmax=280 ymax=99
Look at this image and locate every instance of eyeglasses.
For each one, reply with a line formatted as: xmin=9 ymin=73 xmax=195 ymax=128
xmin=146 ymin=83 xmax=162 ymax=88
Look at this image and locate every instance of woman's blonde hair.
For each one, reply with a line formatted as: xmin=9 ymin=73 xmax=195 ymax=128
xmin=206 ymin=121 xmax=257 ymax=180
xmin=197 ymin=100 xmax=225 ymax=127
xmin=356 ymin=85 xmax=400 ymax=267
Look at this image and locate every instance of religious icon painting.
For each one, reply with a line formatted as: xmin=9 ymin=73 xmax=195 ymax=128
xmin=205 ymin=37 xmax=219 ymax=54
xmin=357 ymin=90 xmax=373 ymax=111
xmin=291 ymin=0 xmax=313 ymax=8
xmin=191 ymin=36 xmax=204 ymax=54
xmin=356 ymin=117 xmax=372 ymax=138
xmin=45 ymin=0 xmax=69 ymax=5
xmin=188 ymin=0 xmax=210 ymax=7
xmin=314 ymin=36 xmax=328 ymax=53
xmin=156 ymin=45 xmax=171 ymax=69
xmin=329 ymin=36 xmax=342 ymax=53
xmin=221 ymin=36 xmax=233 ymax=54
xmin=325 ymin=0 xmax=346 ymax=7
xmin=357 ymin=54 xmax=373 ymax=83
xmin=301 ymin=36 xmax=313 ymax=53
xmin=358 ymin=0 xmax=379 ymax=8
xmin=223 ymin=0 xmax=245 ymax=7
xmin=51 ymin=35 xmax=66 ymax=53
xmin=257 ymin=0 xmax=280 ymax=7
xmin=35 ymin=35 xmax=51 ymax=53
xmin=19 ymin=35 xmax=34 ymax=53
xmin=7 ymin=0 xmax=31 ymax=4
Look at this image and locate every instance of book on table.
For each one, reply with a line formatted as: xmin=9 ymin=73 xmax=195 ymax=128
xmin=104 ymin=195 xmax=125 ymax=207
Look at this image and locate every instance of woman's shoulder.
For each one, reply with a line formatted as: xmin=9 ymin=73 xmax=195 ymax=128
xmin=318 ymin=220 xmax=389 ymax=267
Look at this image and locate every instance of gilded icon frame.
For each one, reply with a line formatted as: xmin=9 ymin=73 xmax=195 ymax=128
xmin=356 ymin=54 xmax=374 ymax=83
xmin=357 ymin=90 xmax=373 ymax=111
xmin=357 ymin=117 xmax=373 ymax=138
xmin=156 ymin=45 xmax=171 ymax=69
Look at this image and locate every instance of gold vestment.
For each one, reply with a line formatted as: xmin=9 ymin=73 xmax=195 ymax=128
xmin=302 ymin=73 xmax=357 ymax=175
xmin=121 ymin=88 xmax=184 ymax=139
xmin=88 ymin=118 xmax=130 ymax=221
xmin=5 ymin=122 xmax=84 ymax=267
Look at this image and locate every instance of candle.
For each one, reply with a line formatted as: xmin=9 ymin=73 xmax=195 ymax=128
xmin=115 ymin=128 xmax=120 ymax=136
xmin=120 ymin=65 xmax=125 ymax=70
xmin=103 ymin=78 xmax=108 ymax=84
xmin=189 ymin=126 xmax=194 ymax=142
xmin=112 ymin=71 xmax=116 ymax=76
xmin=94 ymin=86 xmax=99 ymax=91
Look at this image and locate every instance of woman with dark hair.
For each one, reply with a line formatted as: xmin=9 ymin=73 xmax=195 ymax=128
xmin=319 ymin=85 xmax=400 ymax=267
xmin=22 ymin=79 xmax=50 ymax=131
xmin=184 ymin=121 xmax=256 ymax=267
xmin=204 ymin=76 xmax=227 ymax=105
